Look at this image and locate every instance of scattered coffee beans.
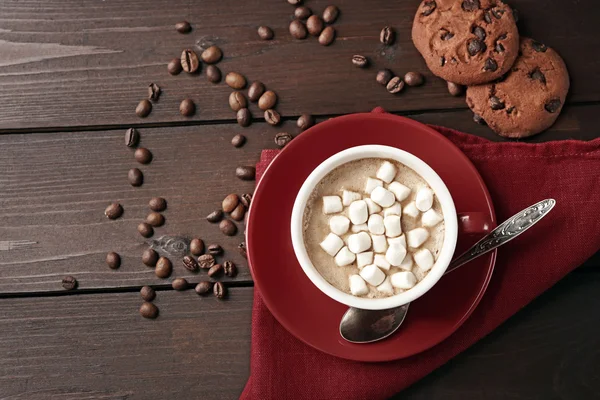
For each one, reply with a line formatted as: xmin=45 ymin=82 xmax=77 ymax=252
xmin=208 ymin=263 xmax=223 ymax=277
xmin=206 ymin=210 xmax=224 ymax=223
xmin=222 ymin=194 xmax=239 ymax=213
xmin=376 ymin=69 xmax=393 ymax=86
xmin=240 ymin=193 xmax=252 ymax=208
xmin=145 ymin=211 xmax=165 ymax=227
xmin=295 ymin=6 xmax=312 ymax=19
xmin=226 ymin=72 xmax=247 ymax=89
xmin=105 ymin=202 xmax=123 ymax=219
xmin=236 ymin=166 xmax=256 ymax=180
xmin=136 ymin=99 xmax=152 ymax=118
xmin=264 ymin=109 xmax=281 ymax=126
xmin=236 ymin=108 xmax=251 ymax=127
xmin=220 ymin=219 xmax=237 ymax=236
xmin=106 ymin=252 xmax=121 ymax=269
xmin=134 ymin=147 xmax=152 ymax=164
xmin=148 ymin=83 xmax=161 ymax=102
xmin=155 ymin=257 xmax=172 ymax=278
xmin=275 ymin=132 xmax=293 ymax=148
xmin=62 ymin=276 xmax=77 ymax=290
xmin=125 ymin=128 xmax=139 ymax=147
xmin=230 ymin=203 xmax=246 ymax=221
xmin=190 ymin=238 xmax=205 ymax=256
xmin=297 ymin=113 xmax=315 ymax=130
xmin=201 ymin=45 xmax=222 ymax=64
xmin=318 ymin=26 xmax=335 ymax=46
xmin=258 ymin=90 xmax=277 ymax=111
xmin=386 ymin=77 xmax=405 ymax=94
xmin=258 ymin=26 xmax=274 ymax=40
xmin=182 ymin=255 xmax=199 ymax=272
xmin=352 ymin=55 xmax=368 ymax=68
xmin=231 ymin=134 xmax=246 ymax=148
xmin=238 ymin=242 xmax=247 ymax=258
xmin=140 ymin=302 xmax=158 ymax=319
xmin=168 ymin=58 xmax=183 ymax=75
xmin=323 ymin=5 xmax=340 ymax=23
xmin=172 ymin=278 xmax=188 ymax=291
xmin=248 ymin=81 xmax=265 ymax=102
xmin=198 ymin=254 xmax=216 ymax=269
xmin=195 ymin=281 xmax=212 ymax=295
xmin=447 ymin=81 xmax=464 ymax=96
xmin=179 ymin=98 xmax=196 ymax=117
xmin=224 ymin=260 xmax=237 ymax=277
xmin=208 ymin=244 xmax=223 ymax=255
xmin=213 ymin=282 xmax=226 ymax=299
xmin=138 ymin=222 xmax=154 ymax=238
xmin=380 ymin=26 xmax=395 ymax=45
xmin=140 ymin=285 xmax=156 ymax=301
xmin=128 ymin=168 xmax=143 ymax=186
xmin=229 ymin=92 xmax=247 ymax=112
xmin=181 ymin=49 xmax=200 ymax=73
xmin=289 ymin=20 xmax=308 ymax=40
xmin=404 ymin=72 xmax=424 ymax=87
xmin=149 ymin=197 xmax=167 ymax=212
xmin=206 ymin=65 xmax=222 ymax=83
xmin=306 ymin=15 xmax=324 ymax=36
xmin=176 ymin=21 xmax=191 ymax=34
xmin=142 ymin=248 xmax=159 ymax=267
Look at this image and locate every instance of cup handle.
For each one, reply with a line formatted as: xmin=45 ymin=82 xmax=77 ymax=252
xmin=458 ymin=212 xmax=494 ymax=234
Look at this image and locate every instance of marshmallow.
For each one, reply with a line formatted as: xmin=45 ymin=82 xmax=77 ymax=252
xmin=365 ymin=177 xmax=383 ymax=194
xmin=376 ymin=161 xmax=397 ymax=183
xmin=403 ymin=201 xmax=420 ymax=218
xmin=367 ymin=214 xmax=385 ymax=235
xmin=383 ymin=202 xmax=402 ymax=217
xmin=320 ymin=233 xmax=344 ymax=256
xmin=388 ymin=181 xmax=411 ymax=202
xmin=360 ymin=264 xmax=386 ymax=286
xmin=356 ymin=252 xmax=374 ymax=269
xmin=422 ymin=209 xmax=443 ymax=227
xmin=399 ymin=253 xmax=413 ymax=271
xmin=349 ymin=274 xmax=369 ymax=296
xmin=364 ymin=198 xmax=382 ymax=214
xmin=391 ymin=271 xmax=417 ymax=289
xmin=335 ymin=246 xmax=356 ymax=267
xmin=342 ymin=190 xmax=361 ymax=206
xmin=329 ymin=215 xmax=350 ymax=236
xmin=414 ymin=248 xmax=434 ymax=271
xmin=371 ymin=234 xmax=388 ymax=253
xmin=351 ymin=223 xmax=368 ymax=233
xmin=383 ymin=215 xmax=402 ymax=237
xmin=374 ymin=254 xmax=391 ymax=271
xmin=376 ymin=277 xmax=394 ymax=295
xmin=415 ymin=187 xmax=434 ymax=212
xmin=371 ymin=186 xmax=396 ymax=208
xmin=385 ymin=243 xmax=407 ymax=267
xmin=407 ymin=227 xmax=429 ymax=248
xmin=323 ymin=195 xmax=343 ymax=214
xmin=348 ymin=200 xmax=368 ymax=225
xmin=347 ymin=232 xmax=372 ymax=254
xmin=388 ymin=234 xmax=406 ymax=249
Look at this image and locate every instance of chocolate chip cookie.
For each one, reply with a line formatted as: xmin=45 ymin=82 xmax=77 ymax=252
xmin=466 ymin=38 xmax=570 ymax=138
xmin=412 ymin=0 xmax=519 ymax=85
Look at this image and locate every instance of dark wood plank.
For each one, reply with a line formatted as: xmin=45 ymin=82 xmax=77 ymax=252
xmin=0 ymin=0 xmax=598 ymax=131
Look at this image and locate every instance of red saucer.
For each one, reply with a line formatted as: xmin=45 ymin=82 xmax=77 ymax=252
xmin=247 ymin=113 xmax=496 ymax=362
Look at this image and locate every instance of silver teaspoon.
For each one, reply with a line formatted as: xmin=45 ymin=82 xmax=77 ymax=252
xmin=339 ymin=198 xmax=556 ymax=344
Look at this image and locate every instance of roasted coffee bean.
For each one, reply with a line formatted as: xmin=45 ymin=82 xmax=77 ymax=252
xmin=105 ymin=202 xmax=123 ymax=219
xmin=258 ymin=90 xmax=277 ymax=111
xmin=136 ymin=99 xmax=152 ymax=118
xmin=138 ymin=222 xmax=154 ymax=238
xmin=179 ymin=98 xmax=196 ymax=117
xmin=106 ymin=252 xmax=121 ymax=269
xmin=473 ymin=113 xmax=486 ymax=125
xmin=206 ymin=65 xmax=222 ymax=83
xmin=489 ymin=96 xmax=505 ymax=110
xmin=142 ymin=248 xmax=159 ymax=267
xmin=206 ymin=210 xmax=224 ymax=223
xmin=380 ymin=26 xmax=395 ymax=45
xmin=238 ymin=242 xmax=247 ymax=258
xmin=220 ymin=219 xmax=237 ymax=236
xmin=264 ymin=109 xmax=281 ymax=126
xmin=440 ymin=29 xmax=454 ymax=40
xmin=208 ymin=244 xmax=223 ymax=255
xmin=208 ymin=263 xmax=223 ymax=277
xmin=287 ymin=0 xmax=302 ymax=4
xmin=530 ymin=68 xmax=546 ymax=84
xmin=447 ymin=81 xmax=464 ymax=96
xmin=125 ymin=128 xmax=139 ymax=147
xmin=258 ymin=26 xmax=274 ymax=40
xmin=422 ymin=0 xmax=437 ymax=16
xmin=236 ymin=108 xmax=251 ymax=127
xmin=148 ymin=83 xmax=161 ymax=102
xmin=467 ymin=38 xmax=486 ymax=56
xmin=176 ymin=21 xmax=191 ymax=34
xmin=201 ymin=46 xmax=223 ymax=64
xmin=240 ymin=194 xmax=252 ymax=208
xmin=145 ymin=211 xmax=165 ymax=227
xmin=248 ymin=81 xmax=265 ymax=102
xmin=62 ymin=276 xmax=77 ymax=290
xmin=229 ymin=91 xmax=247 ymax=112
xmin=376 ymin=69 xmax=393 ymax=86
xmin=140 ymin=285 xmax=156 ymax=301
xmin=231 ymin=203 xmax=246 ymax=221
xmin=295 ymin=6 xmax=312 ymax=20
xmin=226 ymin=72 xmax=247 ymax=89
xmin=289 ymin=20 xmax=308 ymax=39
xmin=531 ymin=40 xmax=547 ymax=53
xmin=198 ymin=254 xmax=216 ymax=269
xmin=386 ymin=77 xmax=405 ymax=94
xmin=472 ymin=26 xmax=486 ymax=41
xmin=128 ymin=168 xmax=143 ymax=186
xmin=213 ymin=282 xmax=226 ymax=299
xmin=134 ymin=147 xmax=153 ymax=164
xmin=275 ymin=132 xmax=293 ymax=148
xmin=182 ymin=255 xmax=199 ymax=271
xmin=181 ymin=49 xmax=200 ymax=73
xmin=297 ymin=113 xmax=315 ymax=130
xmin=544 ymin=99 xmax=561 ymax=113
xmin=168 ymin=58 xmax=183 ymax=75
xmin=352 ymin=55 xmax=368 ymax=68
xmin=149 ymin=197 xmax=167 ymax=212
xmin=223 ymin=261 xmax=237 ymax=277
xmin=140 ymin=302 xmax=158 ymax=319
xmin=190 ymin=238 xmax=205 ymax=256
xmin=223 ymin=194 xmax=240 ymax=213
xmin=322 ymin=5 xmax=339 ymax=23
xmin=483 ymin=58 xmax=498 ymax=71
xmin=195 ymin=281 xmax=213 ymax=295
xmin=404 ymin=71 xmax=424 ymax=87
xmin=461 ymin=0 xmax=480 ymax=11
xmin=172 ymin=278 xmax=188 ymax=291
xmin=231 ymin=134 xmax=246 ymax=148
xmin=236 ymin=166 xmax=256 ymax=180
xmin=306 ymin=15 xmax=324 ymax=36
xmin=155 ymin=257 xmax=172 ymax=278
xmin=318 ymin=26 xmax=336 ymax=46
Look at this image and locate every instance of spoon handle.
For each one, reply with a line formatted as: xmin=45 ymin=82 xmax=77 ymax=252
xmin=446 ymin=199 xmax=556 ymax=274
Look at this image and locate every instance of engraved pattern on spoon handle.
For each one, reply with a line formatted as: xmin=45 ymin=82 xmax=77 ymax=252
xmin=446 ymin=199 xmax=556 ymax=274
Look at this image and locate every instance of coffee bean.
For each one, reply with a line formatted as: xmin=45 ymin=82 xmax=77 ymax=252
xmin=140 ymin=302 xmax=158 ymax=319
xmin=472 ymin=26 xmax=486 ymax=41
xmin=264 ymin=109 xmax=281 ymax=126
xmin=226 ymin=72 xmax=247 ymax=90
xmin=179 ymin=98 xmax=196 ymax=117
xmin=195 ymin=281 xmax=213 ymax=295
xmin=206 ymin=65 xmax=222 ymax=83
xmin=140 ymin=285 xmax=156 ymax=301
xmin=176 ymin=21 xmax=191 ymax=34
xmin=258 ymin=26 xmax=274 ymax=40
xmin=223 ymin=194 xmax=240 ymax=213
xmin=530 ymin=68 xmax=546 ymax=84
xmin=258 ymin=90 xmax=277 ymax=111
xmin=248 ymin=81 xmax=265 ymax=102
xmin=467 ymin=38 xmax=486 ymax=56
xmin=489 ymin=96 xmax=505 ymax=110
xmin=236 ymin=166 xmax=256 ymax=181
xmin=106 ymin=252 xmax=121 ymax=269
xmin=289 ymin=20 xmax=308 ymax=40
xmin=128 ymin=168 xmax=143 ymax=186
xmin=223 ymin=260 xmax=237 ymax=277
xmin=352 ymin=55 xmax=368 ymax=68
xmin=168 ymin=58 xmax=183 ymax=75
xmin=236 ymin=108 xmax=251 ymax=127
xmin=155 ymin=257 xmax=172 ymax=278
xmin=201 ymin=45 xmax=222 ymax=64
xmin=295 ymin=6 xmax=312 ymax=20
xmin=404 ymin=72 xmax=424 ymax=87
xmin=62 ymin=276 xmax=77 ymax=290
xmin=142 ymin=248 xmax=159 ymax=267
xmin=213 ymin=282 xmax=226 ymax=299
xmin=544 ymin=99 xmax=561 ymax=113
xmin=230 ymin=203 xmax=246 ymax=221
xmin=240 ymin=193 xmax=252 ymax=208
xmin=182 ymin=255 xmax=199 ymax=272
xmin=231 ymin=134 xmax=246 ymax=148
xmin=461 ymin=0 xmax=480 ymax=11
xmin=148 ymin=83 xmax=161 ymax=102
xmin=172 ymin=278 xmax=188 ymax=291
xmin=229 ymin=91 xmax=248 ymax=112
xmin=440 ymin=29 xmax=454 ymax=40
xmin=297 ymin=113 xmax=315 ymax=130
xmin=145 ymin=211 xmax=165 ymax=227
xmin=473 ymin=113 xmax=486 ymax=125
xmin=318 ymin=26 xmax=336 ymax=46
xmin=206 ymin=210 xmax=224 ymax=223
xmin=208 ymin=244 xmax=223 ymax=255
xmin=380 ymin=26 xmax=395 ymax=45
xmin=422 ymin=0 xmax=437 ymax=16
xmin=149 ymin=197 xmax=167 ymax=212
xmin=190 ymin=238 xmax=205 ymax=256
xmin=287 ymin=0 xmax=302 ymax=4
xmin=447 ymin=81 xmax=464 ymax=96
xmin=323 ymin=5 xmax=339 ymax=23
xmin=208 ymin=263 xmax=223 ymax=277
xmin=181 ymin=49 xmax=200 ymax=73
xmin=306 ymin=15 xmax=324 ymax=36
xmin=125 ymin=128 xmax=139 ymax=147
xmin=274 ymin=132 xmax=293 ymax=148
xmin=376 ymin=69 xmax=393 ymax=86
xmin=134 ymin=147 xmax=153 ymax=164
xmin=198 ymin=254 xmax=216 ymax=269
xmin=238 ymin=242 xmax=247 ymax=258
xmin=138 ymin=222 xmax=154 ymax=238
xmin=219 ymin=219 xmax=237 ymax=236
xmin=483 ymin=58 xmax=498 ymax=71
xmin=531 ymin=40 xmax=547 ymax=53
xmin=386 ymin=77 xmax=405 ymax=94
xmin=136 ymin=99 xmax=152 ymax=118
xmin=105 ymin=202 xmax=123 ymax=219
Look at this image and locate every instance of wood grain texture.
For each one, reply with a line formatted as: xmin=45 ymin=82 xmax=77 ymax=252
xmin=0 ymin=0 xmax=598 ymax=131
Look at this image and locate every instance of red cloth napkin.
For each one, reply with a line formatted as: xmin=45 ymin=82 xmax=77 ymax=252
xmin=241 ymin=110 xmax=600 ymax=400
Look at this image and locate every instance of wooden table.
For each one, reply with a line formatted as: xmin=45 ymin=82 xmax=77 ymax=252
xmin=1 ymin=1 xmax=598 ymax=398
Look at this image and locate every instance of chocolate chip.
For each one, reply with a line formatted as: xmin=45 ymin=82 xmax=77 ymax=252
xmin=472 ymin=26 xmax=486 ymax=40
xmin=467 ymin=38 xmax=486 ymax=56
xmin=440 ymin=56 xmax=446 ymax=67
xmin=440 ymin=29 xmax=454 ymax=40
xmin=529 ymin=68 xmax=546 ymax=84
xmin=206 ymin=210 xmax=224 ymax=223
xmin=461 ymin=0 xmax=480 ymax=11
xmin=544 ymin=99 xmax=561 ymax=113
xmin=483 ymin=58 xmax=498 ymax=71
xmin=506 ymin=106 xmax=515 ymax=114
xmin=483 ymin=10 xmax=492 ymax=24
xmin=495 ymin=42 xmax=505 ymax=53
xmin=531 ymin=40 xmax=547 ymax=52
xmin=491 ymin=7 xmax=505 ymax=19
xmin=489 ymin=96 xmax=505 ymax=110
xmin=422 ymin=0 xmax=437 ymax=16
xmin=512 ymin=7 xmax=519 ymax=23
xmin=473 ymin=113 xmax=486 ymax=125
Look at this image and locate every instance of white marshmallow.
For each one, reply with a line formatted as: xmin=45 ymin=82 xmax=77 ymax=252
xmin=322 ymin=195 xmax=343 ymax=214
xmin=374 ymin=254 xmax=391 ymax=271
xmin=407 ymin=227 xmax=429 ymax=248
xmin=385 ymin=243 xmax=407 ymax=267
xmin=348 ymin=200 xmax=368 ymax=225
xmin=422 ymin=209 xmax=443 ymax=227
xmin=391 ymin=271 xmax=417 ymax=289
xmin=415 ymin=187 xmax=434 ymax=212
xmin=349 ymin=274 xmax=368 ymax=296
xmin=342 ymin=190 xmax=361 ymax=206
xmin=383 ymin=202 xmax=402 ymax=217
xmin=356 ymin=252 xmax=374 ymax=269
xmin=367 ymin=214 xmax=385 ymax=235
xmin=383 ymin=215 xmax=402 ymax=237
xmin=347 ymin=232 xmax=372 ymax=254
xmin=371 ymin=186 xmax=396 ymax=208
xmin=414 ymin=249 xmax=434 ymax=271
xmin=360 ymin=264 xmax=386 ymax=286
xmin=387 ymin=234 xmax=406 ymax=249
xmin=376 ymin=161 xmax=397 ymax=183
xmin=351 ymin=223 xmax=368 ymax=233
xmin=320 ymin=233 xmax=344 ymax=256
xmin=388 ymin=181 xmax=411 ymax=202
xmin=365 ymin=177 xmax=383 ymax=194
xmin=364 ymin=198 xmax=382 ymax=214
xmin=329 ymin=215 xmax=350 ymax=236
xmin=376 ymin=277 xmax=394 ymax=295
xmin=371 ymin=234 xmax=388 ymax=253
xmin=403 ymin=202 xmax=420 ymax=218
xmin=399 ymin=253 xmax=413 ymax=271
xmin=334 ymin=246 xmax=356 ymax=267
